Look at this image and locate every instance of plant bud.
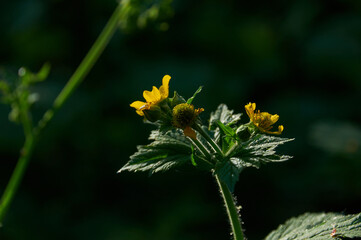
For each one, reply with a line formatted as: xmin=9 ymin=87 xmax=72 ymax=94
xmin=172 ymin=103 xmax=203 ymax=129
xmin=143 ymin=105 xmax=162 ymax=122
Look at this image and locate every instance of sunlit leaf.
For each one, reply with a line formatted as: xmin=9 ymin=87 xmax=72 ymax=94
xmin=231 ymin=133 xmax=294 ymax=169
xmin=119 ymin=129 xmax=192 ymax=174
xmin=209 ymin=104 xmax=242 ymax=130
xmin=265 ymin=212 xmax=361 ymax=240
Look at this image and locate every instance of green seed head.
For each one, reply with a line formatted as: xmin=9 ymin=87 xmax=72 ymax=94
xmin=172 ymin=103 xmax=196 ymax=129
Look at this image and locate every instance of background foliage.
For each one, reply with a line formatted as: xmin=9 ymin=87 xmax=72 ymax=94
xmin=1 ymin=0 xmax=361 ymax=239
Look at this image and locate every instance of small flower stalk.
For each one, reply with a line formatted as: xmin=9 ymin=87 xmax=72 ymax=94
xmin=130 ymin=75 xmax=204 ymax=137
xmin=122 ymin=75 xmax=294 ymax=240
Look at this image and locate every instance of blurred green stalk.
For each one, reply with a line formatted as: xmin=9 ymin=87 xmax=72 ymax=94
xmin=0 ymin=2 xmax=124 ymax=224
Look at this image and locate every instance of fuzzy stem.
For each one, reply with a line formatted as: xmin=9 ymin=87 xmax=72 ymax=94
xmin=193 ymin=123 xmax=244 ymax=239
xmin=0 ymin=2 xmax=124 ymax=224
xmin=215 ymin=174 xmax=245 ymax=240
xmin=188 ymin=138 xmax=211 ymax=159
xmin=194 ymin=123 xmax=224 ymax=157
xmin=225 ymin=142 xmax=239 ymax=158
xmin=188 ymin=138 xmax=215 ymax=168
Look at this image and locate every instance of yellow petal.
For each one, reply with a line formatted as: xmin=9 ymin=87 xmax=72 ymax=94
xmin=183 ymin=126 xmax=197 ymax=139
xmin=143 ymin=86 xmax=161 ymax=103
xmin=260 ymin=112 xmax=272 ymax=119
xmin=130 ymin=101 xmax=147 ymax=110
xmin=245 ymin=102 xmax=255 ymax=119
xmin=159 ymin=75 xmax=171 ymax=99
xmin=195 ymin=108 xmax=204 ymax=115
xmin=264 ymin=125 xmax=284 ymax=135
xmin=135 ymin=110 xmax=144 ymax=116
xmin=130 ymin=101 xmax=148 ymax=116
xmin=270 ymin=114 xmax=279 ymax=124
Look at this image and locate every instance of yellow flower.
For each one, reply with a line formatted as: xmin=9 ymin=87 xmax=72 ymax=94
xmin=130 ymin=75 xmax=171 ymax=116
xmin=245 ymin=102 xmax=284 ymax=135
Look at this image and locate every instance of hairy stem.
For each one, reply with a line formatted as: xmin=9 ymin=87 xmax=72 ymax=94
xmin=188 ymin=137 xmax=211 ymax=159
xmin=193 ymin=122 xmax=244 ymax=239
xmin=0 ymin=2 xmax=124 ymax=224
xmin=215 ymin=174 xmax=245 ymax=240
xmin=194 ymin=123 xmax=224 ymax=157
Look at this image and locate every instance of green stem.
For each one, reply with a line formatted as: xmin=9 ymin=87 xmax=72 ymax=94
xmin=215 ymin=174 xmax=245 ymax=240
xmin=188 ymin=137 xmax=211 ymax=159
xmin=194 ymin=123 xmax=224 ymax=157
xmin=0 ymin=2 xmax=124 ymax=224
xmin=188 ymin=137 xmax=214 ymax=168
xmin=0 ymin=97 xmax=35 ymax=223
xmin=36 ymin=2 xmax=124 ymax=132
xmin=225 ymin=142 xmax=238 ymax=158
xmin=193 ymin=123 xmax=243 ymax=239
xmin=19 ymin=98 xmax=33 ymax=138
xmin=0 ymin=133 xmax=35 ymax=224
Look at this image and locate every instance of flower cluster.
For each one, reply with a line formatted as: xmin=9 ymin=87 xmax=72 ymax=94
xmin=130 ymin=76 xmax=285 ymax=139
xmin=130 ymin=75 xmax=203 ymax=139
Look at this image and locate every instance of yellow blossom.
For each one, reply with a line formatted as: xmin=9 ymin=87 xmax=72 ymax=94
xmin=245 ymin=102 xmax=284 ymax=135
xmin=130 ymin=75 xmax=171 ymax=116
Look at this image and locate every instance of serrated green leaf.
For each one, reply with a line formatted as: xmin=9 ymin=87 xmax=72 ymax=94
xmin=231 ymin=134 xmax=294 ymax=169
xmin=265 ymin=212 xmax=361 ymax=240
xmin=215 ymin=158 xmax=243 ymax=192
xmin=186 ymin=86 xmax=202 ymax=104
xmin=119 ymin=129 xmax=193 ymax=174
xmin=209 ymin=104 xmax=242 ymax=130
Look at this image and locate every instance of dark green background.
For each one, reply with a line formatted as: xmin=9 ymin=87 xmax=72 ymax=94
xmin=1 ymin=0 xmax=361 ymax=239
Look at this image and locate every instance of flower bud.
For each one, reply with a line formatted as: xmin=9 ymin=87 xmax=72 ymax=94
xmin=143 ymin=105 xmax=162 ymax=122
xmin=172 ymin=103 xmax=204 ymax=139
xmin=172 ymin=103 xmax=198 ymax=129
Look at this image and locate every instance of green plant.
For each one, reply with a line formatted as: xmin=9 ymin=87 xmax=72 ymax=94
xmin=0 ymin=0 xmax=360 ymax=238
xmin=120 ymin=77 xmax=361 ymax=239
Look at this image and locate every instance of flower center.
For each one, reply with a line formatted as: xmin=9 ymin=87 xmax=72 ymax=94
xmin=172 ymin=103 xmax=197 ymax=129
xmin=253 ymin=111 xmax=273 ymax=130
